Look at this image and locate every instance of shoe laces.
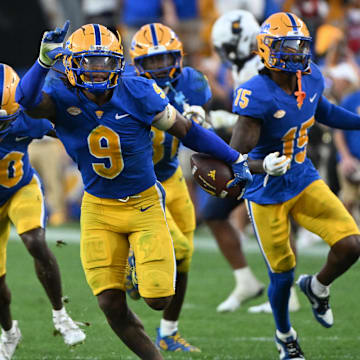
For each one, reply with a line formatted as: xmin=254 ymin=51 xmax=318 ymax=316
xmin=171 ymin=332 xmax=191 ymax=347
xmin=285 ymin=339 xmax=304 ymax=358
xmin=307 ymin=281 xmax=330 ymax=314
xmin=314 ymin=294 xmax=330 ymax=314
xmin=56 ymin=314 xmax=80 ymax=331
xmin=1 ymin=329 xmax=19 ymax=345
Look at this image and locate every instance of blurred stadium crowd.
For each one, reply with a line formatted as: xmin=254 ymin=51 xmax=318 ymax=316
xmin=2 ymin=0 xmax=360 ymax=231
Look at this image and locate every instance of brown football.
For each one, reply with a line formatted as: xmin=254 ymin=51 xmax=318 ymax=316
xmin=190 ymin=153 xmax=246 ymax=199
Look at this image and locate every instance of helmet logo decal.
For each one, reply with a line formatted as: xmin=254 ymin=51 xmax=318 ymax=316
xmin=231 ymin=19 xmax=241 ymax=35
xmin=260 ymin=23 xmax=270 ymax=34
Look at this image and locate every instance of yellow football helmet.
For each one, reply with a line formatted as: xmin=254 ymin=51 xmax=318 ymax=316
xmin=130 ymin=23 xmax=183 ymax=87
xmin=257 ymin=12 xmax=312 ymax=73
xmin=63 ymin=24 xmax=124 ymax=91
xmin=0 ymin=63 xmax=20 ymax=134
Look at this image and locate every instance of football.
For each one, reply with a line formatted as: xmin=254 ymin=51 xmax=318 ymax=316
xmin=190 ymin=153 xmax=246 ymax=199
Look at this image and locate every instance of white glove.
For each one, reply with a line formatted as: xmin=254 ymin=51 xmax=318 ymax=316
xmin=263 ymin=152 xmax=290 ymax=176
xmin=182 ymin=104 xmax=206 ymax=125
xmin=209 ymin=110 xmax=238 ymax=129
xmin=39 ymin=20 xmax=70 ymax=67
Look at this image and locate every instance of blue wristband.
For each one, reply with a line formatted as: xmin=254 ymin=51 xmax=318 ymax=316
xmin=15 ymin=60 xmax=49 ymax=109
xmin=181 ymin=120 xmax=239 ymax=164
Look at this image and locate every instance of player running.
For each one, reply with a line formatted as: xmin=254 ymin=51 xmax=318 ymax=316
xmin=0 ymin=63 xmax=85 ymax=360
xmin=229 ymin=12 xmax=360 ymax=359
xmin=128 ymin=22 xmax=210 ymax=352
xmin=16 ymin=21 xmax=252 ymax=359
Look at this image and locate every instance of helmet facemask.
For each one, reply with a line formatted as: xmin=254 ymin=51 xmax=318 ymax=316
xmin=134 ymin=51 xmax=182 ymax=87
xmin=66 ymin=51 xmax=124 ymax=91
xmin=268 ymin=36 xmax=311 ymax=73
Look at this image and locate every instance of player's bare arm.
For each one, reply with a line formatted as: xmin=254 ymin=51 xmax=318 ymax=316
xmin=230 ymin=115 xmax=266 ymax=173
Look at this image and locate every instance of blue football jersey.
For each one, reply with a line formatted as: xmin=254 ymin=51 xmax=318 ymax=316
xmin=339 ymin=91 xmax=360 ymax=160
xmin=233 ymin=63 xmax=325 ymax=204
xmin=43 ymin=75 xmax=169 ymax=198
xmin=153 ymin=67 xmax=211 ymax=182
xmin=0 ymin=112 xmax=53 ymax=205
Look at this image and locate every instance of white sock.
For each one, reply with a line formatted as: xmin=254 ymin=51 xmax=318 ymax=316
xmin=311 ymin=275 xmax=330 ymax=297
xmin=52 ymin=307 xmax=66 ymax=321
xmin=160 ymin=319 xmax=178 ymax=337
xmin=234 ymin=267 xmax=254 ymax=286
xmin=4 ymin=322 xmax=17 ymax=336
xmin=276 ymin=327 xmax=297 ymax=342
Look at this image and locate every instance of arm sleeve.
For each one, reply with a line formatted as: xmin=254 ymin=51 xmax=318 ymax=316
xmin=315 ymin=95 xmax=360 ymax=130
xmin=181 ymin=120 xmax=239 ymax=164
xmin=15 ymin=60 xmax=49 ymax=109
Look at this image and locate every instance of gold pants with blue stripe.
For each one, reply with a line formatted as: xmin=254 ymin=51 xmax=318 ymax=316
xmin=246 ymin=179 xmax=360 ymax=273
xmin=80 ymin=183 xmax=176 ymax=298
xmin=0 ymin=175 xmax=46 ymax=276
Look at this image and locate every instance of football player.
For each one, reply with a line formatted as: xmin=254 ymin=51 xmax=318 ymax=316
xmin=211 ymin=9 xmax=300 ymax=315
xmin=0 ymin=64 xmax=85 ymax=360
xmin=16 ymin=22 xmax=252 ymax=359
xmin=229 ymin=12 xmax=360 ymax=359
xmin=128 ymin=22 xmax=209 ymax=352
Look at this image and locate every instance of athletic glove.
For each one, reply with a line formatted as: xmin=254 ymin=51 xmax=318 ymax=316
xmin=182 ymin=104 xmax=207 ymax=126
xmin=39 ymin=20 xmax=70 ymax=68
xmin=227 ymin=154 xmax=253 ymax=189
xmin=263 ymin=152 xmax=290 ymax=176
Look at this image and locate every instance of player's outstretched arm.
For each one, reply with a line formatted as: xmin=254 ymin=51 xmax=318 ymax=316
xmin=153 ymin=104 xmax=253 ymax=188
xmin=316 ymin=95 xmax=360 ymax=130
xmin=15 ymin=21 xmax=70 ymax=121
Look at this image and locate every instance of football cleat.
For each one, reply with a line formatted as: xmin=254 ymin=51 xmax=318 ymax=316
xmin=125 ymin=249 xmax=140 ymax=300
xmin=155 ymin=328 xmax=200 ymax=352
xmin=0 ymin=320 xmax=22 ymax=360
xmin=248 ymin=286 xmax=300 ymax=314
xmin=297 ymin=274 xmax=333 ymax=328
xmin=53 ymin=312 xmax=86 ymax=346
xmin=217 ymin=281 xmax=265 ymax=312
xmin=275 ymin=332 xmax=305 ymax=360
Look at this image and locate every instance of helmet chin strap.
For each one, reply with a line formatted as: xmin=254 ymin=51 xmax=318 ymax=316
xmin=294 ymin=70 xmax=306 ymax=109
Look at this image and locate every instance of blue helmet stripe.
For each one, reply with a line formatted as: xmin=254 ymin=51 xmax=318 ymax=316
xmin=0 ymin=65 xmax=4 ymax=107
xmin=286 ymin=13 xmax=298 ymax=31
xmin=93 ymin=24 xmax=101 ymax=45
xmin=150 ymin=23 xmax=158 ymax=46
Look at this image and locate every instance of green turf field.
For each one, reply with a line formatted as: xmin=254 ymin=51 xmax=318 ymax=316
xmin=5 ymin=224 xmax=360 ymax=359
